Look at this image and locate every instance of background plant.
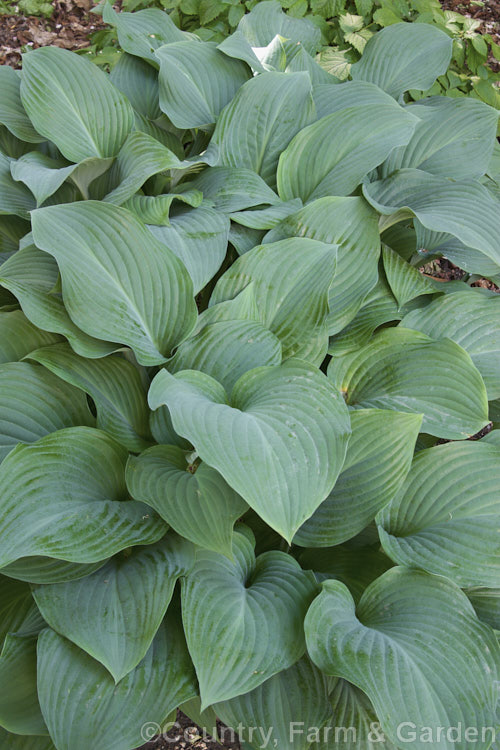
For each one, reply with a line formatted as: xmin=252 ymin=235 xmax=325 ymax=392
xmin=0 ymin=4 xmax=500 ymax=749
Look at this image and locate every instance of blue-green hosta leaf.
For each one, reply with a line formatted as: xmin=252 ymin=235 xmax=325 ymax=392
xmin=229 ymin=199 xmax=303 ymax=230
xmin=0 ymin=576 xmax=44 ymax=649
xmin=206 ymin=71 xmax=315 ymax=189
xmin=294 ymin=409 xmax=421 ymax=547
xmin=33 ymin=535 xmax=194 ymax=682
xmin=20 ymin=47 xmax=134 ymax=163
xmin=276 ymin=102 xmax=416 ymax=202
xmin=328 ymin=327 xmax=489 ymax=439
xmin=467 ymin=589 xmax=500 ymax=631
xmin=377 ymin=441 xmax=500 ymax=587
xmin=0 ymin=214 xmax=28 ymax=261
xmin=0 ymin=66 xmax=44 ymax=143
xmin=124 ymin=189 xmax=203 ymax=225
xmin=0 ymin=152 xmax=36 ymax=219
xmin=312 ymin=80 xmax=399 ymax=119
xmin=298 ymin=543 xmax=393 ymax=604
xmin=215 ymin=657 xmax=331 ymax=750
xmin=109 ymin=53 xmax=161 ymax=120
xmin=363 ymin=169 xmax=500 ymax=275
xmin=230 ymin=224 xmax=266 ymax=256
xmin=101 ymin=131 xmax=192 ymax=206
xmin=126 ymin=445 xmax=248 ymax=557
xmin=102 ymin=3 xmax=190 ymax=64
xmin=37 ymin=610 xmax=197 ymax=750
xmin=148 ymin=205 xmax=230 ymax=294
xmin=0 ymin=635 xmax=46 ymax=735
xmin=0 ymin=426 xmax=167 ymax=569
xmin=31 ymin=201 xmax=197 ymax=366
xmin=328 ymin=278 xmax=400 ymax=356
xmin=0 ymin=728 xmax=55 ymax=749
xmin=381 ymin=97 xmax=499 ymax=180
xmin=187 ymin=166 xmax=279 ymax=212
xmin=194 ymin=284 xmax=261 ymax=331
xmin=400 ymin=291 xmax=500 ymax=399
xmin=0 ymin=309 xmax=61 ymax=363
xmin=149 ymin=361 xmax=350 ymax=542
xmin=0 ymin=361 xmax=93 ymax=462
xmin=181 ymin=528 xmax=318 ymax=707
xmin=326 ymin=680 xmax=398 ymax=750
xmin=10 ymin=152 xmax=112 ymax=206
xmin=305 ymin=568 xmax=500 ymax=750
xmin=264 ymin=197 xmax=380 ymax=335
xmin=167 ymin=319 xmax=282 ymax=392
xmin=235 ymin=0 xmax=322 ymax=55
xmin=382 ymin=245 xmax=435 ymax=308
xmin=0 ymin=557 xmax=108 ymax=585
xmin=0 ymin=244 xmax=118 ymax=358
xmin=28 ymin=344 xmax=153 ymax=453
xmin=156 ymin=41 xmax=250 ymax=129
xmin=350 ymin=22 xmax=452 ymax=99
xmin=210 ymin=238 xmax=336 ymax=361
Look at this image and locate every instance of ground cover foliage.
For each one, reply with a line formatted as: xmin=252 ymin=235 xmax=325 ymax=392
xmin=0 ymin=3 xmax=500 ymax=749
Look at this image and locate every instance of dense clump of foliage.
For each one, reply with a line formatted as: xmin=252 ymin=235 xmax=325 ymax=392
xmin=0 ymin=3 xmax=500 ymax=749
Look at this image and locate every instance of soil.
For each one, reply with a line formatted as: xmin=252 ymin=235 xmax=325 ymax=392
xmin=134 ymin=711 xmax=241 ymax=750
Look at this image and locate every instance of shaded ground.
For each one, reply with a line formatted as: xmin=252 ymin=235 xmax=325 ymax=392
xmin=134 ymin=711 xmax=241 ymax=750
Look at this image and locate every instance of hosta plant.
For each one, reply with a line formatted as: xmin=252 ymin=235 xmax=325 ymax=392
xmin=0 ymin=4 xmax=500 ymax=749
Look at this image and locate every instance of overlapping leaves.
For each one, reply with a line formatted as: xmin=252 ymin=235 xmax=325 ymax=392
xmin=0 ymin=4 xmax=499 ymax=749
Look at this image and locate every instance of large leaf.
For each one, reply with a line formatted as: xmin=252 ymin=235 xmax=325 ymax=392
xmin=382 ymin=244 xmax=435 ymax=308
xmin=149 ymin=361 xmax=351 ymax=542
xmin=0 ymin=557 xmax=108 ymax=585
xmin=0 ymin=244 xmax=119 ymax=358
xmin=294 ymin=409 xmax=421 ymax=547
xmin=31 ymin=201 xmax=197 ymax=366
xmin=0 ymin=635 xmax=46 ymax=735
xmin=148 ymin=204 xmax=230 ymax=295
xmin=350 ymin=22 xmax=452 ymax=99
xmin=377 ymin=441 xmax=500 ymax=587
xmin=467 ymin=588 xmax=500 ymax=631
xmin=0 ymin=361 xmax=94 ymax=462
xmin=167 ymin=318 xmax=282 ymax=392
xmin=276 ymin=102 xmax=416 ymax=202
xmin=381 ymin=97 xmax=499 ymax=180
xmin=33 ymin=535 xmax=194 ymax=682
xmin=156 ymin=41 xmax=250 ymax=128
xmin=326 ymin=680 xmax=398 ymax=750
xmin=400 ymin=290 xmax=500 ymax=399
xmin=186 ymin=166 xmax=279 ymax=212
xmin=37 ymin=610 xmax=197 ymax=750
xmin=305 ymin=568 xmax=500 ymax=750
xmin=215 ymin=657 xmax=331 ymax=750
xmin=28 ymin=343 xmax=153 ymax=453
xmin=235 ymin=0 xmax=321 ymax=55
xmin=210 ymin=238 xmax=336 ymax=361
xmin=206 ymin=71 xmax=315 ymax=189
xmin=0 ymin=576 xmax=44 ymax=649
xmin=0 ymin=309 xmax=61 ymax=363
xmin=181 ymin=528 xmax=318 ymax=707
xmin=264 ymin=197 xmax=380 ymax=334
xmin=102 ymin=4 xmax=189 ymax=64
xmin=363 ymin=169 xmax=500 ymax=275
xmin=0 ymin=65 xmax=44 ymax=143
xmin=109 ymin=53 xmax=161 ymax=120
xmin=327 ymin=327 xmax=489 ymax=439
xmin=0 ymin=426 xmax=167 ymax=568
xmin=126 ymin=445 xmax=248 ymax=557
xmin=0 ymin=152 xmax=36 ymax=219
xmin=20 ymin=46 xmax=134 ymax=162
xmin=0 ymin=727 xmax=55 ymax=749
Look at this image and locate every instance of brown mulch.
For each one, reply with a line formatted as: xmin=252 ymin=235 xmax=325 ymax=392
xmin=134 ymin=711 xmax=241 ymax=750
xmin=0 ymin=0 xmax=106 ymax=68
